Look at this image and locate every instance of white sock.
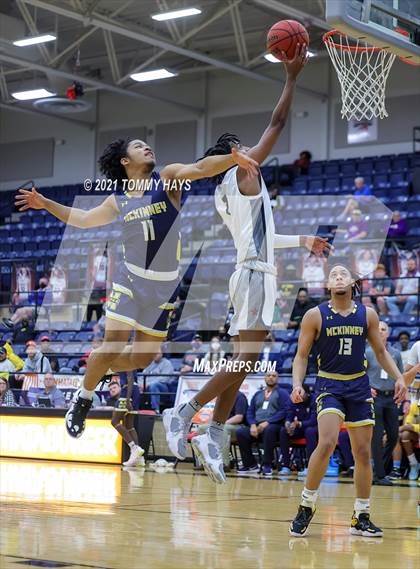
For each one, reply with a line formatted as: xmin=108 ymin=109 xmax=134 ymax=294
xmin=80 ymin=387 xmax=94 ymax=400
xmin=354 ymin=498 xmax=370 ymax=517
xmin=300 ymin=487 xmax=318 ymax=509
xmin=408 ymin=453 xmax=418 ymax=466
xmin=128 ymin=441 xmax=136 ymax=450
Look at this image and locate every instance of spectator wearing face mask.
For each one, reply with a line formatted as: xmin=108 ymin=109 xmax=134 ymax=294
xmin=201 ymin=337 xmax=226 ymax=368
xmin=180 ymin=334 xmax=206 ymax=373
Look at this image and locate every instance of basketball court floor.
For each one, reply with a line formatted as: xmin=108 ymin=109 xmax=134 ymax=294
xmin=0 ymin=458 xmax=418 ymax=569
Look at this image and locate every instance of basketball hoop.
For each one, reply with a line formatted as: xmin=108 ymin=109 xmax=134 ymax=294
xmin=323 ymin=30 xmax=396 ymax=121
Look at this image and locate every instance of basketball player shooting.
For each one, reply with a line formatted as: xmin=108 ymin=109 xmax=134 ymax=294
xmin=289 ymin=264 xmax=407 ymax=538
xmin=15 ymin=141 xmax=258 ymax=439
xmin=164 ymin=44 xmax=332 ymax=484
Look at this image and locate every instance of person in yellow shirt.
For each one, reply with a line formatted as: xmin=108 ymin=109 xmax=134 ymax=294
xmin=3 ymin=341 xmax=24 ymax=371
xmin=400 ymin=399 xmax=419 ymax=480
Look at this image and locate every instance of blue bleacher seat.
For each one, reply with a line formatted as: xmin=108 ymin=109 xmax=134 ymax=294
xmin=390 ymin=171 xmax=407 ymax=187
xmin=373 ymin=174 xmax=389 ymax=188
xmin=56 ymin=331 xmax=76 ymax=342
xmin=374 ymin=158 xmax=391 ymax=173
xmin=341 ymin=161 xmax=357 ymax=176
xmin=75 ymin=331 xmax=94 ymax=342
xmin=357 ymin=160 xmax=374 ymax=175
xmin=324 ymin=163 xmax=340 ymax=176
xmin=392 ymin=156 xmax=409 ymax=170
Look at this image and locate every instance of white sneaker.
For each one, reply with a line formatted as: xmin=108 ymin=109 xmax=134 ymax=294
xmin=137 ymin=453 xmax=146 ymax=467
xmin=191 ymin=433 xmax=226 ymax=485
xmin=123 ymin=446 xmax=144 ymax=467
xmin=162 ymin=407 xmax=191 ymax=460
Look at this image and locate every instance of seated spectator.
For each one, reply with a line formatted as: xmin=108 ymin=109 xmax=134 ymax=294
xmin=293 ymin=150 xmax=312 ymax=176
xmin=259 ymin=333 xmax=282 ymax=373
xmin=278 ymin=386 xmax=317 ymax=474
xmin=236 ymin=371 xmax=289 ymax=476
xmin=0 ymin=341 xmax=24 ymax=372
xmin=287 ymin=288 xmax=316 ymax=329
xmin=35 ymin=373 xmax=65 ymax=407
xmin=387 ymin=211 xmax=408 ymax=240
xmin=22 ymin=340 xmax=52 ymax=373
xmin=180 ymin=334 xmax=206 ymax=373
xmin=201 ymin=336 xmax=226 ymax=369
xmin=362 ymin=264 xmax=392 ymax=315
xmin=385 ymin=257 xmax=420 ymax=315
xmin=395 ymin=331 xmax=411 ymax=368
xmin=2 ymin=277 xmax=49 ymax=329
xmin=302 ymin=256 xmax=326 ymax=298
xmin=399 ymin=399 xmax=419 ymax=480
xmin=339 ymin=176 xmax=372 ymax=218
xmin=40 ymin=336 xmax=59 ymax=372
xmin=198 ymin=391 xmax=248 ymax=468
xmin=144 ymin=349 xmax=176 ymax=412
xmin=0 ymin=377 xmax=17 ymax=407
xmin=0 ymin=346 xmax=19 ymax=374
xmin=356 ymin=249 xmax=376 ymax=278
xmin=106 ymin=381 xmax=123 ymax=407
xmin=340 ymin=209 xmax=368 ymax=242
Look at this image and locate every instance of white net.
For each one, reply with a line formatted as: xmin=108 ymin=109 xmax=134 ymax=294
xmin=324 ymin=31 xmax=396 ymax=121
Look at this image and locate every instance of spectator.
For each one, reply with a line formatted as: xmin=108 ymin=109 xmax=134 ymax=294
xmin=293 ymin=150 xmax=312 ymax=176
xmin=339 ymin=176 xmax=372 ymax=218
xmin=259 ymin=333 xmax=282 ymax=374
xmin=0 ymin=377 xmax=16 ymax=406
xmin=198 ymin=391 xmax=248 ymax=468
xmin=387 ymin=211 xmax=408 ymax=240
xmin=385 ymin=257 xmax=420 ymax=315
xmin=302 ymin=256 xmax=326 ymax=298
xmin=0 ymin=346 xmax=18 ymax=374
xmin=395 ymin=331 xmax=412 ymax=368
xmin=201 ymin=336 xmax=226 ymax=369
xmin=236 ymin=372 xmax=289 ymax=476
xmin=106 ymin=381 xmax=123 ymax=407
xmin=35 ymin=373 xmax=65 ymax=407
xmin=2 ymin=277 xmax=49 ymax=329
xmin=287 ymin=288 xmax=316 ymax=329
xmin=278 ymin=386 xmax=317 ymax=475
xmin=180 ymin=334 xmax=206 ymax=372
xmin=356 ymin=249 xmax=376 ymax=278
xmin=343 ymin=209 xmax=368 ymax=242
xmin=400 ymin=398 xmax=419 ymax=480
xmin=22 ymin=340 xmax=52 ymax=373
xmin=144 ymin=349 xmax=176 ymax=412
xmin=39 ymin=336 xmax=59 ymax=372
xmin=366 ymin=321 xmax=403 ymax=485
xmin=362 ymin=264 xmax=392 ymax=315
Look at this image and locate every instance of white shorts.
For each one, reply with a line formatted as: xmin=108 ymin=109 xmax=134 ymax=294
xmin=228 ymin=263 xmax=277 ymax=337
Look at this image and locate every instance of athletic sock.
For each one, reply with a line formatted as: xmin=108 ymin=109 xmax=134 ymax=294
xmin=393 ymin=460 xmax=401 ymax=470
xmin=408 ymin=453 xmax=418 ymax=466
xmin=354 ymin=498 xmax=370 ymax=517
xmin=208 ymin=421 xmax=225 ymax=446
xmin=178 ymin=399 xmax=202 ymax=421
xmin=128 ymin=441 xmax=136 ymax=450
xmin=80 ymin=387 xmax=94 ymax=400
xmin=300 ymin=487 xmax=318 ymax=510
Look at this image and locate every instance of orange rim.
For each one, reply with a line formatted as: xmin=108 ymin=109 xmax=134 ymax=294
xmin=322 ymin=29 xmax=386 ymax=52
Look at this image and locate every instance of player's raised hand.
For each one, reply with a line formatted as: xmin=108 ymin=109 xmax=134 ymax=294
xmin=15 ymin=187 xmax=46 ymax=211
xmin=394 ymin=379 xmax=407 ymax=405
xmin=281 ymin=43 xmax=308 ymax=79
xmin=303 ymin=235 xmax=333 ymax=257
xmin=231 ymin=147 xmax=259 ymax=179
xmin=291 ymin=385 xmax=305 ymax=403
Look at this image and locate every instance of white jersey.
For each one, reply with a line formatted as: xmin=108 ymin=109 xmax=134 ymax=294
xmin=215 ymin=167 xmax=275 ymax=271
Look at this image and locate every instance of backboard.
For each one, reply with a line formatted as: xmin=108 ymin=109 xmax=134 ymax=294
xmin=326 ymin=0 xmax=420 ymax=63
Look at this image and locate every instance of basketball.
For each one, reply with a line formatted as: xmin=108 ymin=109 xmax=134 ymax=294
xmin=267 ymin=20 xmax=309 ymax=61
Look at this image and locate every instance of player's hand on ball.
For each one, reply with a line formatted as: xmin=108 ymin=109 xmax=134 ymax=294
xmin=291 ymin=386 xmax=305 ymax=403
xmin=304 ymin=236 xmax=333 ymax=257
xmin=231 ymin=147 xmax=259 ymax=179
xmin=282 ymin=43 xmax=308 ymax=79
xmin=394 ymin=379 xmax=407 ymax=405
xmin=15 ymin=187 xmax=45 ymax=211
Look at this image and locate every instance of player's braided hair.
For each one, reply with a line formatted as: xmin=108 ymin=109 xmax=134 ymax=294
xmin=200 ymin=132 xmax=241 ymax=185
xmin=98 ymin=137 xmax=132 ymax=186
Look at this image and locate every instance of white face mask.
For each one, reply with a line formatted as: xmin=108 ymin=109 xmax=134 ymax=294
xmin=211 ymin=341 xmax=221 ymax=351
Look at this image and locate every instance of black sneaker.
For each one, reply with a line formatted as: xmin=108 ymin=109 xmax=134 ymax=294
xmin=350 ymin=512 xmax=383 ymax=537
xmin=289 ymin=505 xmax=316 ymax=537
xmin=373 ymin=476 xmax=393 ymax=486
xmin=2 ymin=318 xmax=14 ymax=329
xmin=388 ymin=469 xmax=402 ymax=480
xmin=65 ymin=391 xmax=92 ymax=438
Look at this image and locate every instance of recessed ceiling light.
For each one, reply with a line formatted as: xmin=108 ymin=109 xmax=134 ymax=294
xmin=130 ymin=69 xmax=177 ymax=82
xmin=151 ymin=8 xmax=201 ymax=21
xmin=12 ymin=88 xmax=56 ymax=101
xmin=13 ymin=34 xmax=56 ymax=47
xmin=264 ymin=50 xmax=316 ymax=63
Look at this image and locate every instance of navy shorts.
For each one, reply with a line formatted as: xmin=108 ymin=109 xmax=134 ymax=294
xmin=315 ymin=375 xmax=375 ymax=428
xmin=106 ymin=269 xmax=178 ymax=337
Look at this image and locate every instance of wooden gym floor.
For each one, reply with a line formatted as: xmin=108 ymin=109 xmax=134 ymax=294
xmin=0 ymin=458 xmax=418 ymax=569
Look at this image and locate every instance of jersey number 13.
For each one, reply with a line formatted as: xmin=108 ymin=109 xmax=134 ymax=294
xmin=338 ymin=338 xmax=352 ymax=356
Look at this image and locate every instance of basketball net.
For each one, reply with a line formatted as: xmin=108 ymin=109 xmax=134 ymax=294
xmin=323 ymin=30 xmax=396 ymax=121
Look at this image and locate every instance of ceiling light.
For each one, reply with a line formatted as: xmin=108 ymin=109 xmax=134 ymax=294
xmin=12 ymin=88 xmax=56 ymax=101
xmin=130 ymin=69 xmax=177 ymax=82
xmin=264 ymin=50 xmax=317 ymax=63
xmin=13 ymin=34 xmax=56 ymax=47
xmin=151 ymin=8 xmax=201 ymax=21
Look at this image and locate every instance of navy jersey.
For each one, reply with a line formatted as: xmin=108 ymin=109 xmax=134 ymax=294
xmin=114 ymin=172 xmax=181 ymax=278
xmin=314 ymin=301 xmax=368 ymax=380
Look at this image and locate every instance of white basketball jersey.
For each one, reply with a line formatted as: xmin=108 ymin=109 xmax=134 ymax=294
xmin=215 ymin=166 xmax=275 ymax=268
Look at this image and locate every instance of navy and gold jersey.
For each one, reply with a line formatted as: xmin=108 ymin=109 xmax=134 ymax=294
xmin=314 ymin=301 xmax=368 ymax=380
xmin=115 ymin=172 xmax=181 ymax=278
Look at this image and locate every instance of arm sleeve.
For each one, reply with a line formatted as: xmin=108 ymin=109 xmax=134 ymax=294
xmin=4 ymin=344 xmax=24 ymax=371
xmin=274 ymin=234 xmax=300 ymax=249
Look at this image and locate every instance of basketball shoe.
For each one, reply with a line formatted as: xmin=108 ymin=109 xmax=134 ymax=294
xmin=123 ymin=445 xmax=145 ymax=467
xmin=191 ymin=432 xmax=226 ymax=484
xmin=350 ymin=512 xmax=383 ymax=537
xmin=289 ymin=505 xmax=316 ymax=537
xmin=162 ymin=406 xmax=191 ymax=460
xmin=65 ymin=390 xmax=92 ymax=438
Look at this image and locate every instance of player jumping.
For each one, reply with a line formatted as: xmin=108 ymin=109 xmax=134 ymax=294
xmin=163 ymin=45 xmax=331 ymax=483
xmin=289 ymin=264 xmax=407 ymax=538
xmin=15 ymin=141 xmax=258 ymax=438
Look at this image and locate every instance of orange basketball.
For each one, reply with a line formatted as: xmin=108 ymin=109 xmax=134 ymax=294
xmin=267 ymin=20 xmax=309 ymax=61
